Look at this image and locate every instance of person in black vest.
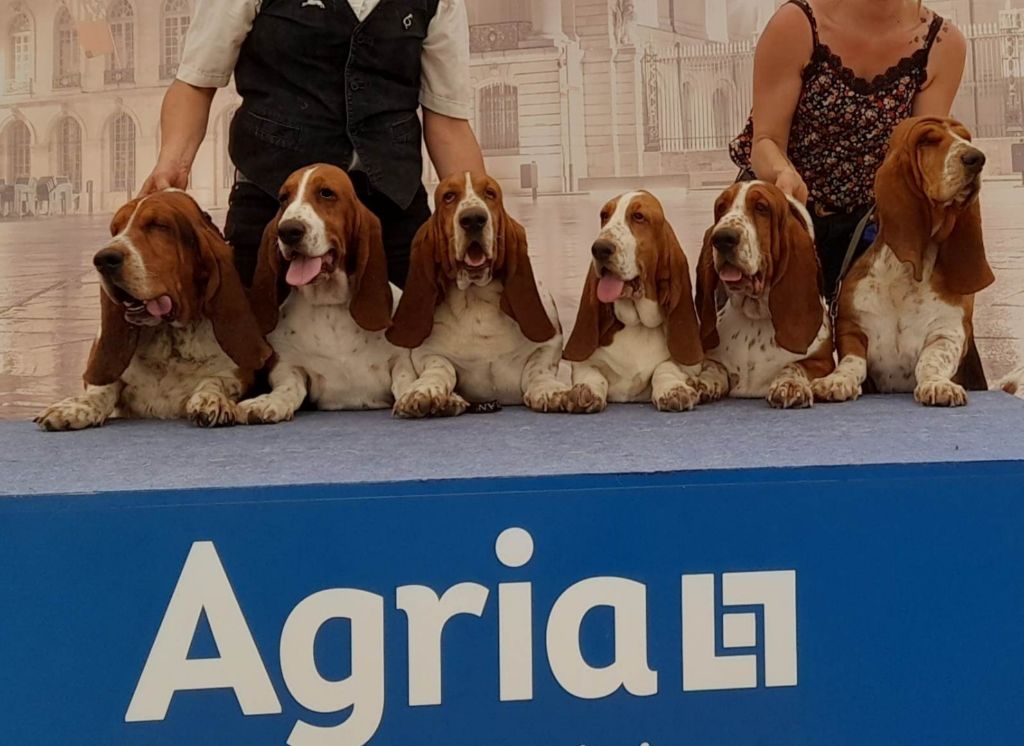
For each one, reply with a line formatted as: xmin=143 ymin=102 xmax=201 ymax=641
xmin=141 ymin=0 xmax=484 ymax=288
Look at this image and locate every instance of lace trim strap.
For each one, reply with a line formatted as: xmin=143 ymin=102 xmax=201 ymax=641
xmin=786 ymin=0 xmax=821 ymax=48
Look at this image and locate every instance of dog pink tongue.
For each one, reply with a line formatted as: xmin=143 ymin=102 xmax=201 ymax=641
xmin=146 ymin=295 xmax=173 ymax=318
xmin=719 ymin=265 xmax=744 ymax=283
xmin=597 ymin=276 xmax=625 ymax=304
xmin=286 ymin=255 xmax=324 ymax=287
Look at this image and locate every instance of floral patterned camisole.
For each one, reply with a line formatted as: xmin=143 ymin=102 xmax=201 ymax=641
xmin=729 ymin=0 xmax=945 ymax=214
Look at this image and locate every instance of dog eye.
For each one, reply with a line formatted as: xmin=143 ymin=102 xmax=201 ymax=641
xmin=599 ymin=210 xmax=610 ymax=223
xmin=443 ymin=191 xmax=458 ymax=204
xmin=319 ymin=188 xmax=336 ymax=201
xmin=278 ymin=192 xmax=290 ymax=205
xmin=484 ymin=188 xmax=498 ymax=200
xmin=754 ymin=201 xmax=770 ymax=214
xmin=147 ymin=220 xmax=171 ymax=231
xmin=632 ymin=211 xmax=645 ymax=222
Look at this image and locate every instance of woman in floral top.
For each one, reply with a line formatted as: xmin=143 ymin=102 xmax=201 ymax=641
xmin=730 ymin=0 xmax=966 ymax=297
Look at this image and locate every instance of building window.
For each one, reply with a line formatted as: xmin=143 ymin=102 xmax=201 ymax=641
xmin=161 ymin=0 xmax=191 ymax=80
xmin=57 ymin=118 xmax=83 ymax=192
xmin=3 ymin=121 xmax=32 ymax=182
xmin=110 ymin=113 xmax=136 ymax=192
xmin=6 ymin=12 xmax=34 ymax=95
xmin=54 ymin=5 xmax=81 ymax=89
xmin=106 ymin=0 xmax=135 ymax=84
xmin=478 ymin=83 xmax=519 ymax=153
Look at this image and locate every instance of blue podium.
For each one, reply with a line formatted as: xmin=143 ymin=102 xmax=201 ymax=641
xmin=2 ymin=394 xmax=1023 ymax=745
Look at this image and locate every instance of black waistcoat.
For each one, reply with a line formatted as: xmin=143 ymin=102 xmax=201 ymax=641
xmin=230 ymin=0 xmax=440 ymax=209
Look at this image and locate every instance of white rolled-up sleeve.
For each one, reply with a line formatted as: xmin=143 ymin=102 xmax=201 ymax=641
xmin=419 ymin=0 xmax=474 ymax=120
xmin=176 ymin=0 xmax=259 ymax=88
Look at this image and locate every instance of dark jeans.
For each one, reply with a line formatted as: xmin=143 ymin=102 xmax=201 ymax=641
xmin=223 ymin=172 xmax=430 ymax=288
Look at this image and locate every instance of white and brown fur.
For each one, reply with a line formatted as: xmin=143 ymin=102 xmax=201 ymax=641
xmin=813 ymin=116 xmax=995 ymax=407
xmin=695 ymin=181 xmax=834 ymax=409
xmin=239 ymin=164 xmax=416 ymax=422
xmin=385 ymin=172 xmax=567 ymax=418
xmin=36 ymin=191 xmax=270 ymax=431
xmin=561 ymin=191 xmax=703 ymax=413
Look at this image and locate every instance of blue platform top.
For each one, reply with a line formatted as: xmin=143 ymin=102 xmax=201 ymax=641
xmin=2 ymin=393 xmax=1021 ymax=497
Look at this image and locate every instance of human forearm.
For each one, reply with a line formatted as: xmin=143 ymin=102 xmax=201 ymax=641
xmin=141 ymin=81 xmax=216 ymax=194
xmin=423 ymin=110 xmax=485 ymax=178
xmin=750 ymin=136 xmax=792 ymax=183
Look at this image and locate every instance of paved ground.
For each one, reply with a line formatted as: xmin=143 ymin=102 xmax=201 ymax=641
xmin=2 ymin=182 xmax=1023 ymax=421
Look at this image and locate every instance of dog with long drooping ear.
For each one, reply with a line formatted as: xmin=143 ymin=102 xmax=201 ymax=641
xmin=237 ymin=164 xmax=417 ymax=422
xmin=693 ymin=181 xmax=834 ymax=409
xmin=35 ymin=190 xmax=271 ymax=431
xmin=813 ymin=116 xmax=995 ymax=407
xmin=385 ymin=171 xmax=568 ymax=418
xmin=560 ymin=190 xmax=703 ymax=414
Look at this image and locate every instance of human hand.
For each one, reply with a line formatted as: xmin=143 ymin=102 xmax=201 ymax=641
xmin=138 ymin=158 xmax=190 ymax=197
xmin=775 ymin=167 xmax=809 ymax=204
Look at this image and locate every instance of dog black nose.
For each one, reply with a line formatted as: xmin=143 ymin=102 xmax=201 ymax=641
xmin=278 ymin=219 xmax=307 ymax=246
xmin=93 ymin=249 xmax=124 ymax=275
xmin=591 ymin=239 xmax=615 ymax=262
xmin=459 ymin=208 xmax=489 ymax=232
xmin=961 ymin=149 xmax=986 ymax=172
xmin=711 ymin=228 xmax=741 ymax=253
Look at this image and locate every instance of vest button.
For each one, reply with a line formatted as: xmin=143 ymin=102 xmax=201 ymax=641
xmin=350 ymin=81 xmax=363 ymax=92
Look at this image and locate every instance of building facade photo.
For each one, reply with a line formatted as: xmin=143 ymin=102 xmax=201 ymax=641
xmin=1 ymin=0 xmax=1023 ymax=215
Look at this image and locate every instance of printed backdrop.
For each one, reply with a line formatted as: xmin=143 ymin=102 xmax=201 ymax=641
xmin=1 ymin=0 xmax=1023 ymax=417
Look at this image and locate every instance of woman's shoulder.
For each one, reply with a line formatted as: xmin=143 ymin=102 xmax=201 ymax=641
xmin=757 ymin=3 xmax=815 ymax=61
xmin=925 ymin=10 xmax=967 ymax=67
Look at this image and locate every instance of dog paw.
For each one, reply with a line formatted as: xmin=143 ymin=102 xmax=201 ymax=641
xmin=237 ymin=395 xmax=294 ymax=425
xmin=393 ymin=389 xmax=468 ymax=419
xmin=767 ymin=375 xmax=814 ymax=410
xmin=998 ymin=371 xmax=1024 ymax=399
xmin=563 ymin=384 xmax=607 ymax=415
xmin=187 ymin=391 xmax=238 ymax=428
xmin=812 ymin=373 xmax=862 ymax=403
xmin=696 ymin=376 xmax=728 ymax=404
xmin=915 ymin=379 xmax=967 ymax=408
xmin=524 ymin=384 xmax=570 ymax=413
xmin=653 ymin=384 xmax=699 ymax=413
xmin=34 ymin=399 xmax=106 ymax=432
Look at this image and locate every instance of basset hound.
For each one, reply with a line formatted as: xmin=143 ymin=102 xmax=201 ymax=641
xmin=35 ymin=191 xmax=271 ymax=431
xmin=385 ymin=172 xmax=567 ymax=418
xmin=813 ymin=116 xmax=995 ymax=407
xmin=239 ymin=164 xmax=416 ymax=422
xmin=561 ymin=191 xmax=703 ymax=413
xmin=694 ymin=181 xmax=834 ymax=409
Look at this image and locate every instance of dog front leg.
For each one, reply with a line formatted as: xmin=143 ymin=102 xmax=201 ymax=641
xmin=186 ymin=376 xmax=247 ymax=428
xmin=813 ymin=321 xmax=868 ymax=403
xmin=915 ymin=331 xmax=968 ymax=407
xmin=238 ymin=364 xmax=309 ymax=425
xmin=696 ymin=359 xmax=731 ymax=403
xmin=564 ymin=362 xmax=610 ymax=414
xmin=651 ymin=361 xmax=700 ymax=412
xmin=35 ymin=382 xmax=123 ymax=432
xmin=394 ymin=354 xmax=466 ymax=419
xmin=522 ymin=341 xmax=570 ymax=413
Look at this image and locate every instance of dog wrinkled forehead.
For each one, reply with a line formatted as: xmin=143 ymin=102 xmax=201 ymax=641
xmin=712 ymin=183 xmax=744 ymax=218
xmin=434 ymin=171 xmax=502 ymax=210
xmin=279 ymin=164 xmax=357 ymax=206
xmin=110 ymin=191 xmax=205 ymax=244
xmin=893 ymin=116 xmax=972 ymax=156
